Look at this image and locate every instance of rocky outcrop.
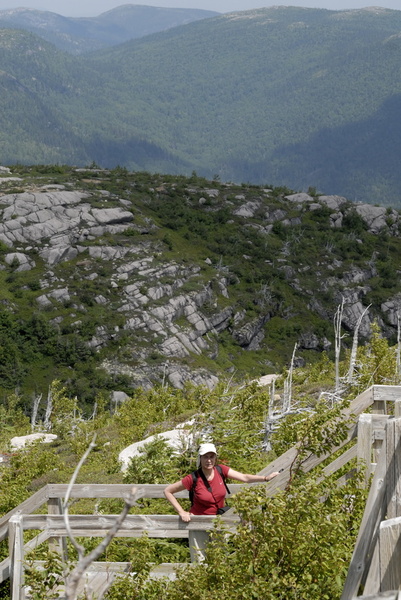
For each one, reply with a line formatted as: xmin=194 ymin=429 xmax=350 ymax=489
xmin=10 ymin=433 xmax=57 ymax=450
xmin=118 ymin=420 xmax=195 ymax=471
xmin=355 ymin=204 xmax=392 ymax=233
xmin=1 ymin=168 xmax=401 ymax=395
xmin=233 ymin=315 xmax=270 ymax=350
xmin=298 ymin=332 xmax=331 ymax=351
xmin=0 ymin=190 xmax=134 ymax=256
xmin=335 ymin=289 xmax=372 ymax=337
xmin=381 ymin=294 xmax=401 ymax=327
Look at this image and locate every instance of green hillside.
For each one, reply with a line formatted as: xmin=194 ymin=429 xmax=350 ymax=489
xmin=0 ymin=8 xmax=401 ymax=202
xmin=0 ymin=164 xmax=400 ymax=409
xmin=84 ymin=7 xmax=401 ymax=204
xmin=0 ymin=5 xmax=219 ymax=54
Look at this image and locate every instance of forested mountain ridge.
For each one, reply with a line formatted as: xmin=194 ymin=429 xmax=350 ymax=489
xmin=0 ymin=6 xmax=400 ymax=205
xmin=0 ymin=4 xmax=218 ymax=54
xmin=0 ymin=164 xmax=400 ymax=411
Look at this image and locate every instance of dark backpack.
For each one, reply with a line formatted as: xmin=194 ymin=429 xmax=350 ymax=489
xmin=189 ymin=465 xmax=231 ymax=506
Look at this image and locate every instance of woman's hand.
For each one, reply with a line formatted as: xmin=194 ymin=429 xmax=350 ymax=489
xmin=179 ymin=510 xmax=192 ymax=522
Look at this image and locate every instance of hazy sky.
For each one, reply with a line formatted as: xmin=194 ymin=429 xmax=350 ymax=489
xmin=0 ymin=0 xmax=400 ymax=17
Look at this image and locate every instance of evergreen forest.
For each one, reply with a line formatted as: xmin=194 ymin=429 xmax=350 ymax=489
xmin=0 ymin=7 xmax=400 ymax=204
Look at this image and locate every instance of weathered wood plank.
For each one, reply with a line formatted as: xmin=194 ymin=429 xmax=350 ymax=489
xmin=379 ymin=517 xmax=401 ymax=592
xmin=47 ymin=529 xmax=189 ymax=539
xmin=47 ymin=497 xmax=67 ymax=560
xmin=0 ymin=558 xmax=10 ymax=585
xmin=46 ymin=483 xmax=246 ymax=499
xmin=350 ymin=386 xmax=375 ymax=413
xmin=9 ymin=515 xmax=24 ymax=600
xmin=74 ymin=561 xmax=131 ymax=599
xmin=0 ymin=486 xmax=49 ymax=543
xmin=341 ymin=427 xmax=388 ymax=600
xmin=387 ymin=419 xmax=397 ymax=520
xmin=394 ymin=419 xmax=401 ymax=518
xmin=322 ymin=445 xmax=357 ymax=478
xmin=353 ymin=593 xmax=400 ymax=599
xmin=149 ymin=563 xmax=185 ymax=580
xmin=30 ymin=561 xmax=132 ymax=599
xmin=21 ymin=514 xmax=240 ymax=533
xmin=358 ymin=414 xmax=373 ymax=488
xmin=372 ymin=386 xmax=401 ymax=403
xmin=363 ymin=541 xmax=380 ymax=596
xmin=59 ymin=528 xmax=186 ymax=539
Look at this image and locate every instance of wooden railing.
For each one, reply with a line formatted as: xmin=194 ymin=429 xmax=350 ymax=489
xmin=342 ymin=414 xmax=401 ymax=599
xmin=1 ymin=385 xmax=401 ymax=600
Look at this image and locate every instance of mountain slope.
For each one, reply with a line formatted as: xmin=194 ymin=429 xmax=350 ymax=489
xmin=0 ymin=7 xmax=400 ymax=205
xmin=0 ymin=164 xmax=401 ymax=406
xmin=83 ymin=7 xmax=401 ymax=204
xmin=0 ymin=5 xmax=219 ymax=54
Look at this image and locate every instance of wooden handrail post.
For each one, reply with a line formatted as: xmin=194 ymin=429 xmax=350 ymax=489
xmin=341 ymin=428 xmax=388 ymax=600
xmin=47 ymin=497 xmax=68 ymax=562
xmin=8 ymin=515 xmax=24 ymax=600
xmin=379 ymin=517 xmax=401 ymax=592
xmin=358 ymin=414 xmax=373 ymax=488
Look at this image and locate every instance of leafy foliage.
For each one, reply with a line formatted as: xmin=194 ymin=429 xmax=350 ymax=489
xmin=105 ymin=438 xmax=367 ymax=600
xmin=1 ymin=333 xmax=399 ymax=598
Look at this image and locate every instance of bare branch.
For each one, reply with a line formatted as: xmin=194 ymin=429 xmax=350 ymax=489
xmin=62 ymin=436 xmax=97 ymax=558
xmin=346 ymin=304 xmax=371 ymax=385
xmin=65 ymin=486 xmax=138 ymax=600
xmin=60 ymin=435 xmax=140 ymax=600
xmin=397 ymin=312 xmax=401 ymax=377
xmin=334 ymin=298 xmax=347 ymax=393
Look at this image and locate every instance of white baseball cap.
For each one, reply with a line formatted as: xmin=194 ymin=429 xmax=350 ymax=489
xmin=198 ymin=443 xmax=217 ymax=456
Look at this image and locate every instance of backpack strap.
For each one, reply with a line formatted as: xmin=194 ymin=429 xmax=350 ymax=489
xmin=189 ymin=470 xmax=199 ymax=506
xmin=189 ymin=466 xmax=230 ymax=506
xmin=216 ymin=465 xmax=231 ymax=496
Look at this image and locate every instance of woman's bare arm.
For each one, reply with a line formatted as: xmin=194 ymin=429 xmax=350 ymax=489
xmin=227 ymin=468 xmax=280 ymax=483
xmin=164 ymin=480 xmax=192 ymax=522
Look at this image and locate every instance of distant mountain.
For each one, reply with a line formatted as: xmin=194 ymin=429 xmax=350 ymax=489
xmin=0 ymin=6 xmax=400 ymax=205
xmin=0 ymin=4 xmax=219 ymax=54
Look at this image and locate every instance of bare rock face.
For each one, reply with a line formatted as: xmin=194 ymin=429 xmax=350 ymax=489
xmin=285 ymin=192 xmax=314 ymax=204
xmin=382 ymin=294 xmax=401 ymax=327
xmin=0 ymin=190 xmax=134 ymax=255
xmin=118 ymin=421 xmax=195 ymax=471
xmin=336 ymin=289 xmax=372 ymax=338
xmin=2 ymin=171 xmax=401 ymax=393
xmin=10 ymin=433 xmax=57 ymax=450
xmin=4 ymin=252 xmax=34 ymax=271
xmin=233 ymin=315 xmax=270 ymax=350
xmin=355 ymin=204 xmax=388 ymax=233
xmin=319 ymin=195 xmax=348 ymax=211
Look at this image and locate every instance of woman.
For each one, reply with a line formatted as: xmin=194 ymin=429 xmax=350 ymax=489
xmin=164 ymin=442 xmax=280 ymax=561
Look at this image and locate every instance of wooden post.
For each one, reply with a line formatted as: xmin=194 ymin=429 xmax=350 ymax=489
xmin=385 ymin=418 xmax=401 ymax=520
xmin=379 ymin=517 xmax=401 ymax=592
xmin=8 ymin=515 xmax=24 ymax=600
xmin=341 ymin=430 xmax=387 ymax=600
xmin=394 ymin=419 xmax=401 ymax=518
xmin=386 ymin=419 xmax=397 ymax=519
xmin=358 ymin=414 xmax=373 ymax=488
xmin=47 ymin=497 xmax=67 ymax=561
xmin=395 ymin=400 xmax=401 ymax=419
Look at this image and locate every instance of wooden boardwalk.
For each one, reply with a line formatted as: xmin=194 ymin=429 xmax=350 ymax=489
xmin=1 ymin=384 xmax=401 ymax=599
